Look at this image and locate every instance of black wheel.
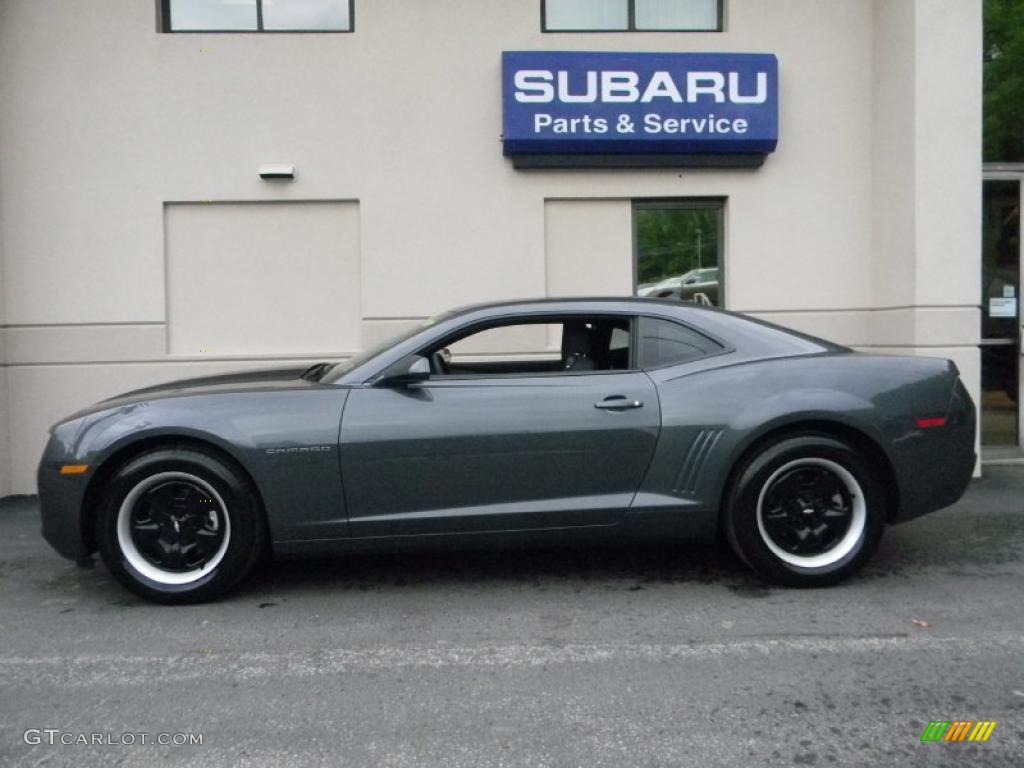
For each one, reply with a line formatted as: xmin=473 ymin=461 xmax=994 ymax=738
xmin=723 ymin=435 xmax=885 ymax=587
xmin=96 ymin=447 xmax=266 ymax=604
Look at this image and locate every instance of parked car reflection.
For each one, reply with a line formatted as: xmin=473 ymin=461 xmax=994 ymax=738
xmin=638 ymin=267 xmax=719 ymax=305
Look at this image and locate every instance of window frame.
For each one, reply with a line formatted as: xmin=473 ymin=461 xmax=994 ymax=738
xmin=541 ymin=0 xmax=724 ymax=33
xmin=417 ymin=312 xmax=640 ymax=380
xmin=635 ymin=314 xmax=731 ymax=371
xmin=633 ymin=198 xmax=726 ymax=307
xmin=160 ymin=0 xmax=355 ymax=33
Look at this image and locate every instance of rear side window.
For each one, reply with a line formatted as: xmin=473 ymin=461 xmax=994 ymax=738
xmin=638 ymin=316 xmax=724 ymax=368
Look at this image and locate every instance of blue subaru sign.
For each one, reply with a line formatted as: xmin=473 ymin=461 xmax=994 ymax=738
xmin=502 ymin=51 xmax=778 ymax=161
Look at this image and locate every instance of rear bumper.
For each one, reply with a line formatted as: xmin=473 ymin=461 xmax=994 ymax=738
xmin=890 ymin=380 xmax=977 ymax=524
xmin=891 ymin=449 xmax=976 ymax=524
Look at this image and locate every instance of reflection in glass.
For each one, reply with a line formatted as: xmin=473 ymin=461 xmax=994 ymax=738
xmin=170 ymin=0 xmax=258 ymax=30
xmin=635 ymin=205 xmax=722 ymax=307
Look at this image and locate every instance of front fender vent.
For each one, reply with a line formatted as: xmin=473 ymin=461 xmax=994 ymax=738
xmin=672 ymin=428 xmax=723 ymax=495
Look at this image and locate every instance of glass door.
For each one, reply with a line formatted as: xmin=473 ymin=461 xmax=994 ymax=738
xmin=981 ymin=177 xmax=1021 ymax=447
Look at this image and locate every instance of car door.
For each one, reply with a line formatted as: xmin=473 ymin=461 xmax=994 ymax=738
xmin=338 ymin=322 xmax=661 ymax=537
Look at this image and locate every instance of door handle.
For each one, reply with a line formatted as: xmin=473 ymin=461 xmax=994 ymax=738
xmin=594 ymin=395 xmax=643 ymax=411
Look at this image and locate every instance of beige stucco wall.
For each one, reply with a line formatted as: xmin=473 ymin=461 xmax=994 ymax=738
xmin=0 ymin=0 xmax=983 ymax=495
xmin=0 ymin=165 xmax=8 ymax=497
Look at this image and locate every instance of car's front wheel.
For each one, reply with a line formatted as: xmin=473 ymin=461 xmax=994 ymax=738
xmin=723 ymin=434 xmax=885 ymax=587
xmin=96 ymin=447 xmax=265 ymax=603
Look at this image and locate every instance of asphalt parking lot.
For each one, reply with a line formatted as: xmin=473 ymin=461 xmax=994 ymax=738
xmin=1 ymin=468 xmax=1023 ymax=768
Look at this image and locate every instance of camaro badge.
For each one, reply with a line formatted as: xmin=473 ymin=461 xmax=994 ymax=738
xmin=264 ymin=446 xmax=333 ymax=455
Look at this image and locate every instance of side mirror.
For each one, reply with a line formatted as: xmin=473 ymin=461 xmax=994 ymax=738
xmin=376 ymin=354 xmax=431 ymax=387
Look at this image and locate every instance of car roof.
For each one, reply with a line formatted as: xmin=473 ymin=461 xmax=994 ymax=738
xmin=438 ymin=297 xmax=783 ymax=334
xmin=442 ymin=296 xmax=715 ymax=317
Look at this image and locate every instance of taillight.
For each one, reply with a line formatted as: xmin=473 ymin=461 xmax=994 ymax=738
xmin=916 ymin=417 xmax=947 ymax=429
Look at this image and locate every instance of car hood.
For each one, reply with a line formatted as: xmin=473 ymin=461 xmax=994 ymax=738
xmin=110 ymin=366 xmax=315 ymax=399
xmin=59 ymin=365 xmax=324 ymax=425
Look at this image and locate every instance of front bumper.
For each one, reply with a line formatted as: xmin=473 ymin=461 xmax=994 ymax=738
xmin=37 ymin=433 xmax=93 ymax=561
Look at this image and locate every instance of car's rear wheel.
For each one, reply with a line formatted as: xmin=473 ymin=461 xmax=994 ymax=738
xmin=724 ymin=435 xmax=885 ymax=587
xmin=97 ymin=447 xmax=265 ymax=603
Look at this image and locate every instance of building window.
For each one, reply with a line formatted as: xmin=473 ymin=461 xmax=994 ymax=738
xmin=542 ymin=0 xmax=722 ymax=32
xmin=163 ymin=0 xmax=353 ymax=32
xmin=634 ymin=201 xmax=724 ymax=307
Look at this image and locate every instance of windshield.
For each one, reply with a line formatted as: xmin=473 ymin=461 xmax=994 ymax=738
xmin=654 ymin=276 xmax=683 ymax=288
xmin=321 ymin=313 xmax=447 ymax=382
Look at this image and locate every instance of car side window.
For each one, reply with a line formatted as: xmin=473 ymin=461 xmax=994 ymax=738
xmin=426 ymin=316 xmax=634 ymax=377
xmin=638 ymin=316 xmax=723 ymax=369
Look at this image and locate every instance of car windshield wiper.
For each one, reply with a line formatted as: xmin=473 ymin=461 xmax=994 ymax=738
xmin=300 ymin=362 xmax=333 ymax=382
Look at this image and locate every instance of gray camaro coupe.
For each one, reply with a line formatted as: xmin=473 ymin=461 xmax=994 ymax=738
xmin=38 ymin=299 xmax=976 ymax=603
